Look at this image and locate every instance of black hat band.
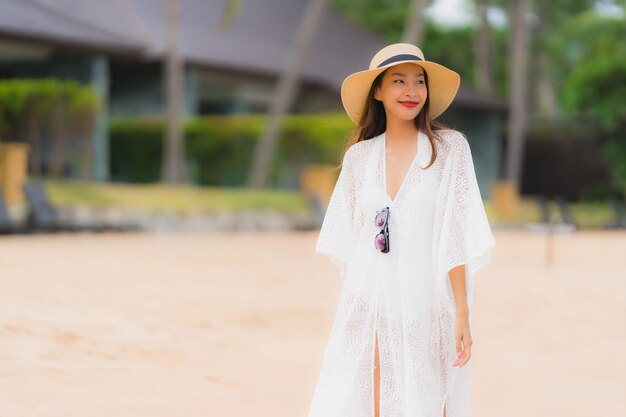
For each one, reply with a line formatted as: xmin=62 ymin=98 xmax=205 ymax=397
xmin=377 ymin=54 xmax=423 ymax=68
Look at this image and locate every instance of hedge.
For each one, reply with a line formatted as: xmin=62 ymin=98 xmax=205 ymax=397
xmin=0 ymin=79 xmax=100 ymax=177
xmin=0 ymin=79 xmax=100 ymax=140
xmin=109 ymin=114 xmax=355 ymax=187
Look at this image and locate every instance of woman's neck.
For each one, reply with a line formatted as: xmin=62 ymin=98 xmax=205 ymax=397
xmin=385 ymin=119 xmax=419 ymax=146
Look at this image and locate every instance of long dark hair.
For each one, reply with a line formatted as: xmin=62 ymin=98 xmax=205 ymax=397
xmin=341 ymin=67 xmax=452 ymax=170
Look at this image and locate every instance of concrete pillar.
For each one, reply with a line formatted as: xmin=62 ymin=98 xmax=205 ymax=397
xmin=90 ymin=55 xmax=109 ymax=180
xmin=185 ymin=67 xmax=199 ymax=116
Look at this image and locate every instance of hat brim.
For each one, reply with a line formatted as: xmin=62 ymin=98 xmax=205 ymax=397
xmin=340 ymin=59 xmax=460 ymax=125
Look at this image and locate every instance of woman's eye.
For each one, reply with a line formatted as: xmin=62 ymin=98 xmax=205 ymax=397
xmin=394 ymin=79 xmax=404 ymax=83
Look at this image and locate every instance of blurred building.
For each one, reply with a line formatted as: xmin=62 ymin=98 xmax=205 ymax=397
xmin=0 ymin=0 xmax=505 ymax=193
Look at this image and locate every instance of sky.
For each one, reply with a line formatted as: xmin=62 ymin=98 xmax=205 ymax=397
xmin=426 ymin=0 xmax=476 ymax=28
xmin=425 ymin=0 xmax=624 ymax=29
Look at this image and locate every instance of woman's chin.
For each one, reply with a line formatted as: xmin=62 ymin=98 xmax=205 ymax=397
xmin=389 ymin=113 xmax=421 ymax=123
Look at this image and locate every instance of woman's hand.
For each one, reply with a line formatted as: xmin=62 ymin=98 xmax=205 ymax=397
xmin=452 ymin=310 xmax=472 ymax=367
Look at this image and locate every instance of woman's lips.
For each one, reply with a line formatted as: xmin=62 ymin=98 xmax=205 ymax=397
xmin=399 ymin=101 xmax=418 ymax=108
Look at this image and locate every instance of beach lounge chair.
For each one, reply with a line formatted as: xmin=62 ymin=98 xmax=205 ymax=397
xmin=0 ymin=190 xmax=13 ymax=234
xmin=610 ymin=197 xmax=626 ymax=229
xmin=22 ymin=181 xmax=104 ymax=232
xmin=555 ymin=196 xmax=577 ymax=229
xmin=22 ymin=181 xmax=141 ymax=233
xmin=538 ymin=195 xmax=551 ymax=223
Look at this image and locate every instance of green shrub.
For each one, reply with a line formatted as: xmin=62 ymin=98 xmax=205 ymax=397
xmin=109 ymin=117 xmax=163 ymax=183
xmin=109 ymin=114 xmax=354 ymax=186
xmin=0 ymin=79 xmax=100 ymax=177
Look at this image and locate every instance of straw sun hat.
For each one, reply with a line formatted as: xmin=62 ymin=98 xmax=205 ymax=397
xmin=340 ymin=43 xmax=461 ymax=124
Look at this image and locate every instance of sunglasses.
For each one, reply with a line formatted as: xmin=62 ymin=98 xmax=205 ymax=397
xmin=374 ymin=206 xmax=390 ymax=253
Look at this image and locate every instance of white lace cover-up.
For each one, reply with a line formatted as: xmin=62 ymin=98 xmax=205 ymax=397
xmin=309 ymin=129 xmax=495 ymax=417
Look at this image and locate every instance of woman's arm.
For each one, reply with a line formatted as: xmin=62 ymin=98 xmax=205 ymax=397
xmin=448 ymin=264 xmax=473 ymax=367
xmin=448 ymin=264 xmax=468 ymax=316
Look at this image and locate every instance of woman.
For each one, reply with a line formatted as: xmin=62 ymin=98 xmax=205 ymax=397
xmin=309 ymin=43 xmax=495 ymax=417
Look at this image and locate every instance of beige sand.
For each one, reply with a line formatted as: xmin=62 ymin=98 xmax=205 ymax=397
xmin=0 ymin=230 xmax=624 ymax=417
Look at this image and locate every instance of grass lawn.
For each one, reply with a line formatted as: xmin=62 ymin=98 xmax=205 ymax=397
xmin=483 ymin=198 xmax=617 ymax=229
xmin=46 ymin=180 xmax=312 ymax=214
xmin=45 ymin=180 xmax=618 ymax=229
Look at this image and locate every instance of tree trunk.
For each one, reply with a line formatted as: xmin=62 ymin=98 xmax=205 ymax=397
xmin=81 ymin=115 xmax=95 ymax=180
xmin=402 ymin=0 xmax=429 ymax=45
xmin=162 ymin=0 xmax=186 ymax=184
xmin=246 ymin=0 xmax=328 ymax=189
xmin=26 ymin=104 xmax=41 ymax=177
xmin=473 ymin=0 xmax=494 ymax=94
xmin=534 ymin=0 xmax=560 ymax=117
xmin=505 ymin=0 xmax=530 ymax=184
xmin=49 ymin=106 xmax=68 ymax=178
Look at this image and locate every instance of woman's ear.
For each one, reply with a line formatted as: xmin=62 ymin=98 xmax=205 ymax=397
xmin=374 ymin=86 xmax=381 ymax=101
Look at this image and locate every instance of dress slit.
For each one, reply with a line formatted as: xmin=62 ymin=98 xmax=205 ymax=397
xmin=373 ymin=331 xmax=380 ymax=417
xmin=373 ymin=279 xmax=381 ymax=417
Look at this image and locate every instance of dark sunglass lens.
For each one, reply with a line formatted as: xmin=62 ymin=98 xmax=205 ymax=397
xmin=375 ymin=213 xmax=385 ymax=228
xmin=375 ymin=210 xmax=388 ymax=227
xmin=374 ymin=233 xmax=386 ymax=250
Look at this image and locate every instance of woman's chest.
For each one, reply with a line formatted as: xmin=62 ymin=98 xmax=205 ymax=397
xmin=356 ymin=163 xmax=439 ymax=229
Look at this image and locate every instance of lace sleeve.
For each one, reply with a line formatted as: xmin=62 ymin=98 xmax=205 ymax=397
xmin=315 ymin=147 xmax=357 ymax=280
xmin=445 ymin=137 xmax=495 ymax=276
xmin=435 ymin=134 xmax=495 ymax=310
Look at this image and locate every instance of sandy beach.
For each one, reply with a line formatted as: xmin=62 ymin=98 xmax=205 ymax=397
xmin=0 ymin=230 xmax=624 ymax=417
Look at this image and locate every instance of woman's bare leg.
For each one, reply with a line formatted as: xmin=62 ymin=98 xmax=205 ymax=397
xmin=374 ymin=332 xmax=380 ymax=417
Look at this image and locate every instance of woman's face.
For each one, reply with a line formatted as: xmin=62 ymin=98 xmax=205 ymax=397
xmin=373 ymin=63 xmax=428 ymax=123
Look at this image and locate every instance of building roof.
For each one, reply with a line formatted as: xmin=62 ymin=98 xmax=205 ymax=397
xmin=0 ymin=0 xmax=386 ymax=90
xmin=132 ymin=0 xmax=387 ymax=91
xmin=0 ymin=0 xmax=145 ymax=54
xmin=0 ymin=0 xmax=506 ymax=110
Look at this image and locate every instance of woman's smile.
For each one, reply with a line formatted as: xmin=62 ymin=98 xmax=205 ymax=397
xmin=398 ymin=100 xmax=419 ymax=108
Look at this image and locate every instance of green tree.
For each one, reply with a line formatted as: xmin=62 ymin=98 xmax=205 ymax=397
xmin=548 ymin=9 xmax=626 ymax=191
xmin=547 ymin=10 xmax=626 ymax=129
xmin=331 ymin=0 xmax=476 ymax=84
xmin=331 ymin=0 xmax=412 ymax=41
